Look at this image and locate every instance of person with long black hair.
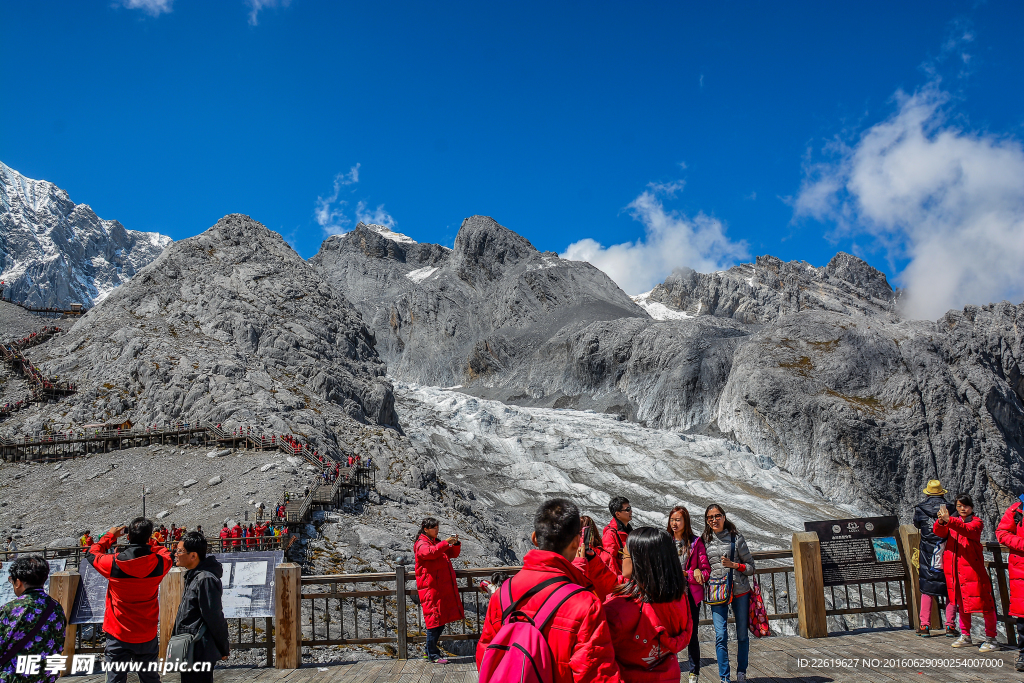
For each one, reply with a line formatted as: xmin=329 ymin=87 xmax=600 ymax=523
xmin=668 ymin=506 xmax=710 ymax=683
xmin=414 ymin=517 xmax=464 ymax=663
xmin=703 ymin=504 xmax=755 ymax=683
xmin=603 ymin=527 xmax=693 ymax=682
xmin=572 ymin=514 xmax=625 ymax=599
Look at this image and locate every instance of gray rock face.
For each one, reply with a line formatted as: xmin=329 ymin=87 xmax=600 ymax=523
xmin=715 ymin=304 xmax=1024 ymax=530
xmin=309 ymin=217 xmax=646 ymax=387
xmin=12 ymin=214 xmax=396 ymax=447
xmin=637 ymin=253 xmax=898 ymax=323
xmin=0 ymin=161 xmax=170 ymax=308
xmin=316 ymin=217 xmax=1023 ymax=532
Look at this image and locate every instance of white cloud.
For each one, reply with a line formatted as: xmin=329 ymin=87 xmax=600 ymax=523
xmin=246 ymin=0 xmax=291 ymax=26
xmin=315 ymin=164 xmax=360 ymax=236
xmin=561 ymin=183 xmax=748 ymax=295
xmin=120 ymin=0 xmax=173 ymax=16
xmin=794 ymin=85 xmax=1024 ymax=320
xmin=355 ymin=201 xmax=397 ymax=229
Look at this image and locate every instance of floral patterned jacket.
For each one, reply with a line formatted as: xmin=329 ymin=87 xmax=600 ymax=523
xmin=0 ymin=588 xmax=67 ymax=683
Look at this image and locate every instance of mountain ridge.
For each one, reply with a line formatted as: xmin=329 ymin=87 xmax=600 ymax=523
xmin=0 ymin=161 xmax=170 ymax=308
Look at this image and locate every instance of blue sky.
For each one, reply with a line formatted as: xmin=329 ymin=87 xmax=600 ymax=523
xmin=2 ymin=1 xmax=1022 ymax=317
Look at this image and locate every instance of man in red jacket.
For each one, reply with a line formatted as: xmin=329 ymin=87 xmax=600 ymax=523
xmin=86 ymin=518 xmax=172 ymax=683
xmin=996 ymin=494 xmax=1024 ymax=672
xmin=602 ymin=496 xmax=633 ymax=575
xmin=476 ymin=498 xmax=623 ymax=683
xmin=231 ymin=522 xmax=242 ymax=550
xmin=218 ymin=523 xmax=230 ymax=552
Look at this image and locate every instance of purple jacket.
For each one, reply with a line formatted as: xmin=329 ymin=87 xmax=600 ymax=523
xmin=683 ymin=537 xmax=712 ymax=604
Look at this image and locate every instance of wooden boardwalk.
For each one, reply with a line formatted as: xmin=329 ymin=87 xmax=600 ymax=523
xmin=71 ymin=628 xmax=1022 ymax=682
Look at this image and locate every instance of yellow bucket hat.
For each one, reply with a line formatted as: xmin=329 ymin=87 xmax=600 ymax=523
xmin=923 ymin=480 xmax=947 ymax=496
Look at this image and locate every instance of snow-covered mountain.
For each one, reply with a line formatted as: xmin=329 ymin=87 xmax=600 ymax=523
xmin=0 ymin=161 xmax=170 ymax=308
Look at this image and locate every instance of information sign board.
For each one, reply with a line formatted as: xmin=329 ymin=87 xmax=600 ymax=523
xmin=804 ymin=516 xmax=907 ymax=587
xmin=70 ymin=555 xmax=107 ymax=625
xmin=219 ymin=550 xmax=284 ymax=618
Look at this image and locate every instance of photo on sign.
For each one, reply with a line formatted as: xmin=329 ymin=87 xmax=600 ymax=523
xmin=871 ymin=536 xmax=900 ymax=562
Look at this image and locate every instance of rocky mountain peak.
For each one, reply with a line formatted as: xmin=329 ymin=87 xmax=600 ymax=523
xmin=9 ymin=214 xmax=396 ymax=451
xmin=824 ymin=251 xmax=895 ymax=301
xmin=637 ymin=252 xmax=897 ymax=324
xmin=451 ymin=215 xmax=539 ymax=284
xmin=0 ymin=160 xmax=170 ymax=308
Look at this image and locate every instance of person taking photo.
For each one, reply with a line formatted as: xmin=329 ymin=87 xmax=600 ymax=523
xmin=86 ymin=518 xmax=173 ymax=683
xmin=995 ymin=493 xmax=1024 ymax=671
xmin=936 ymin=494 xmax=998 ymax=652
xmin=414 ymin=517 xmax=463 ymax=664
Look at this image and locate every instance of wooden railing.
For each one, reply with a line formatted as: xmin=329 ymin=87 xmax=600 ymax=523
xmin=41 ymin=529 xmax=1021 ymax=667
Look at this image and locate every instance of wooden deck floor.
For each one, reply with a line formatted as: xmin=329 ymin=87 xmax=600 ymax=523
xmin=73 ymin=628 xmax=1022 ymax=682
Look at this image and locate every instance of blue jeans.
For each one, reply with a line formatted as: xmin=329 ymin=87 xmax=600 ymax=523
xmin=425 ymin=624 xmax=445 ymax=659
xmin=710 ymin=592 xmax=750 ymax=680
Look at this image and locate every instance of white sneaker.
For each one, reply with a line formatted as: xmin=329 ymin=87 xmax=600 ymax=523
xmin=978 ymin=638 xmax=999 ymax=652
xmin=952 ymin=634 xmax=973 ymax=648
xmin=688 ymin=675 xmax=698 ymax=683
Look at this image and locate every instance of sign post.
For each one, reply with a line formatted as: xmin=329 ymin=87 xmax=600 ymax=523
xmin=803 ymin=516 xmax=908 ymax=586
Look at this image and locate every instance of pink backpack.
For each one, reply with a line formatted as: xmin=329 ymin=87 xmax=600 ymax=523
xmin=479 ymin=576 xmax=587 ymax=683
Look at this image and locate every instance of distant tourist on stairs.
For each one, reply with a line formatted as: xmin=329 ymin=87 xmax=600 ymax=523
xmin=935 ymin=494 xmax=998 ymax=652
xmin=703 ymin=503 xmax=755 ymax=683
xmin=603 ymin=497 xmax=633 ymax=575
xmin=414 ymin=517 xmax=463 ymax=664
xmin=913 ymin=480 xmax=957 ymax=637
xmin=995 ymin=493 xmax=1024 ymax=671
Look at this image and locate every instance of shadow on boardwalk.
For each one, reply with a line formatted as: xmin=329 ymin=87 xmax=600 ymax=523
xmin=71 ymin=628 xmax=1021 ymax=682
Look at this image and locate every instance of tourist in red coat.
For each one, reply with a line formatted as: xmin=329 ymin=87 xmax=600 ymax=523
xmin=573 ymin=515 xmax=626 ymax=600
xmin=414 ymin=517 xmax=464 ymax=663
xmin=995 ymin=493 xmax=1024 ymax=671
xmin=604 ymin=527 xmax=692 ymax=683
xmin=933 ymin=494 xmax=998 ymax=652
xmin=603 ymin=496 xmax=634 ymax=575
xmin=477 ymin=499 xmax=623 ymax=683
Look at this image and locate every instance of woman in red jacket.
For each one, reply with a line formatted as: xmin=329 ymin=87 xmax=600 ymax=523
xmin=995 ymin=494 xmax=1024 ymax=671
xmin=934 ymin=494 xmax=998 ymax=652
xmin=603 ymin=527 xmax=692 ymax=683
xmin=414 ymin=517 xmax=464 ymax=663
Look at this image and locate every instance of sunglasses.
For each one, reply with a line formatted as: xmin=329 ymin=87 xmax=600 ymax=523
xmin=620 ymin=507 xmax=632 ymax=512
xmin=707 ymin=514 xmax=724 ymax=520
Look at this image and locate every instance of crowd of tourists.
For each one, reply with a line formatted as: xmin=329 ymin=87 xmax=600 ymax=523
xmin=414 ymin=496 xmax=762 ymax=683
xmin=2 ymin=518 xmax=230 ymax=683
xmin=913 ymin=479 xmax=1024 ymax=670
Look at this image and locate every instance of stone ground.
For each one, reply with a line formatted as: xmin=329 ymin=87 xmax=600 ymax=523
xmin=0 ymin=444 xmax=317 ymax=548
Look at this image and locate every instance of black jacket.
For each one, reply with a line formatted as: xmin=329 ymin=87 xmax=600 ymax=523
xmin=913 ymin=496 xmax=956 ymax=597
xmin=172 ymin=555 xmax=230 ymax=662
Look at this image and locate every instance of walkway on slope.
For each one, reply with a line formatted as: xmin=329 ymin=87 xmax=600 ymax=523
xmin=0 ymin=325 xmax=76 ymax=412
xmin=67 ymin=628 xmax=1018 ymax=682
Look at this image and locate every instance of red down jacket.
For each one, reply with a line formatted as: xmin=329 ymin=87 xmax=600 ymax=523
xmin=602 ymin=519 xmax=630 ymax=576
xmin=933 ymin=515 xmax=995 ymax=614
xmin=995 ymin=501 xmax=1024 ymax=618
xmin=414 ymin=534 xmax=464 ymax=629
xmin=86 ymin=531 xmax=173 ymax=643
xmin=603 ymin=594 xmax=692 ymax=683
xmin=476 ymin=550 xmax=623 ymax=683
